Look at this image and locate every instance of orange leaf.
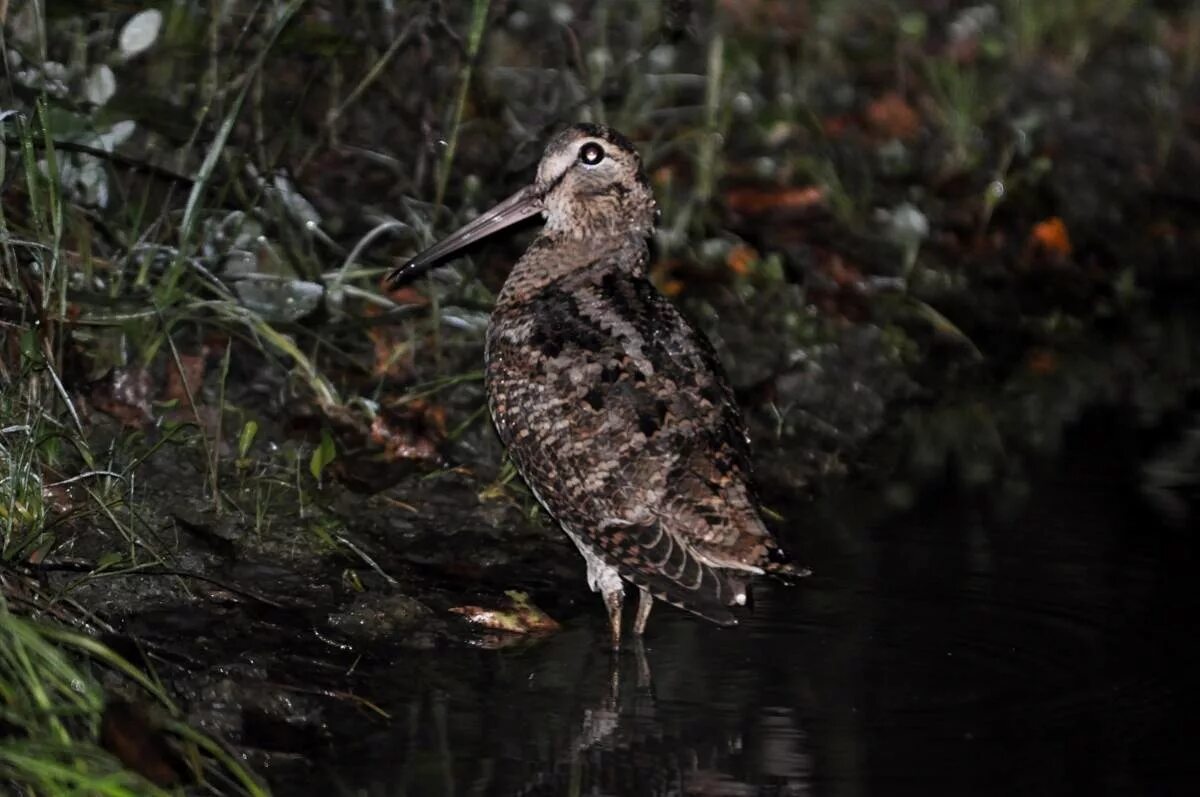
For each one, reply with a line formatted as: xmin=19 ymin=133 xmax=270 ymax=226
xmin=415 ymin=399 xmax=448 ymax=438
xmin=366 ymin=398 xmax=445 ymax=463
xmin=824 ymin=253 xmax=865 ymax=287
xmin=724 ymin=185 xmax=826 ymax=216
xmin=384 ymin=286 xmax=429 ymax=306
xmin=365 ymin=302 xmax=415 ymax=380
xmin=651 ymin=259 xmax=685 ymax=296
xmin=865 ymin=91 xmax=921 ymax=141
xmin=1029 ymin=217 xmax=1072 ymax=257
xmin=726 ymin=244 xmax=758 ymax=276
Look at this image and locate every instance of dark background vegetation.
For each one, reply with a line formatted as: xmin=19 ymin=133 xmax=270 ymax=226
xmin=1 ymin=0 xmax=1198 ymax=793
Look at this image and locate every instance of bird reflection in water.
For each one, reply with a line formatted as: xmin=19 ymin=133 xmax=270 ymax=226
xmin=506 ymin=633 xmax=813 ymax=797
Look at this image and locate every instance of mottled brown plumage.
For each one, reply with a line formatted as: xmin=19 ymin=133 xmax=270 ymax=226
xmin=389 ymin=124 xmax=806 ymax=647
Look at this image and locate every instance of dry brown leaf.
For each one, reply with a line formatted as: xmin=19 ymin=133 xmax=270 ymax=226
xmin=724 ymin=185 xmax=826 ymax=216
xmin=651 ymin=164 xmax=676 ymax=186
xmin=865 ymin=91 xmax=921 ymax=141
xmin=650 ymin=259 xmax=686 ymax=296
xmin=162 ymin=352 xmax=207 ymax=407
xmin=1026 ymin=348 xmax=1060 ymax=375
xmin=368 ymin=399 xmax=445 ymax=463
xmin=824 ymin=252 xmax=865 ymax=287
xmin=91 ymin=367 xmax=154 ymax=428
xmin=365 ymin=302 xmax=420 ymax=381
xmin=100 ymin=699 xmax=183 ymax=788
xmin=383 ymin=285 xmax=429 ymax=306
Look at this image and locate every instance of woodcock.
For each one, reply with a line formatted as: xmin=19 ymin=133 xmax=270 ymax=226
xmin=389 ymin=124 xmax=807 ymax=648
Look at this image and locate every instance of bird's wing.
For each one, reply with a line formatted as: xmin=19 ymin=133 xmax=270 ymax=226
xmin=487 ymin=257 xmax=787 ymax=620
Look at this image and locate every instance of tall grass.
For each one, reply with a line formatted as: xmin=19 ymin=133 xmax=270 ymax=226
xmin=0 ymin=595 xmax=266 ymax=795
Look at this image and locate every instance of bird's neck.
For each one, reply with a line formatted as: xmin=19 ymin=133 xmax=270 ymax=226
xmin=541 ymin=184 xmax=657 ymax=240
xmin=496 ymin=231 xmax=649 ymax=306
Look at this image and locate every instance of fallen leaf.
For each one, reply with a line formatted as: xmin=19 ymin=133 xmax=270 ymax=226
xmin=726 ymin=244 xmax=758 ymax=276
xmin=41 ymin=483 xmax=75 ymax=517
xmin=91 ymin=367 xmax=154 ymax=428
xmin=1026 ymin=348 xmax=1059 ymax=375
xmin=100 ymin=699 xmax=182 ymax=787
xmin=661 ymin=279 xmax=685 ymax=296
xmin=365 ymin=303 xmax=415 ymax=380
xmin=724 ymin=185 xmax=826 ymax=216
xmin=368 ymin=399 xmax=445 ymax=463
xmin=162 ymin=352 xmax=207 ymax=407
xmin=650 ymin=259 xmax=686 ymax=296
xmin=383 ymin=285 xmax=429 ymax=306
xmin=824 ymin=252 xmax=865 ymax=287
xmin=865 ymin=91 xmax=921 ymax=141
xmin=417 ymin=400 xmax=448 ymax=437
xmin=1029 ymin=217 xmax=1072 ymax=257
xmin=450 ymin=590 xmax=561 ymax=635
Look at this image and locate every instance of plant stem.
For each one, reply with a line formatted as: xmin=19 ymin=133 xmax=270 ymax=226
xmin=432 ymin=0 xmax=492 ymax=221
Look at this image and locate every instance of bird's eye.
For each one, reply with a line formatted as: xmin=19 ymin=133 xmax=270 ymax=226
xmin=578 ymin=142 xmax=606 ymax=166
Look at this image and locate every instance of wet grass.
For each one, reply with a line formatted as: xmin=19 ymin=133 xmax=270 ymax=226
xmin=0 ymin=593 xmax=265 ymax=795
xmin=2 ymin=0 xmax=1200 ymax=791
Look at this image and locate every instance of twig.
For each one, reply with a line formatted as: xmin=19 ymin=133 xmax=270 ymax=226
xmin=1 ymin=135 xmax=194 ymax=184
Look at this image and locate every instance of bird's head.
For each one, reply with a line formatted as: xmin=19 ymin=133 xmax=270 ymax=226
xmin=388 ymin=124 xmax=656 ymax=286
xmin=533 ymin=124 xmax=656 ymax=237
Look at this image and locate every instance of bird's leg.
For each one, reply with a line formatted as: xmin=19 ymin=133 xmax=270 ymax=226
xmin=607 ymin=645 xmax=621 ymax=707
xmin=633 ymin=586 xmax=654 ymax=636
xmin=630 ymin=636 xmax=652 ymax=689
xmin=603 ymin=587 xmax=624 ymax=650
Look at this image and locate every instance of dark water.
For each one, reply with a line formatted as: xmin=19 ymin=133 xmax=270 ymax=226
xmin=295 ymin=415 xmax=1198 ymax=796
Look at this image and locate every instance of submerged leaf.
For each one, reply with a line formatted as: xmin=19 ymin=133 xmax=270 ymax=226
xmin=450 ymin=591 xmax=560 ymax=635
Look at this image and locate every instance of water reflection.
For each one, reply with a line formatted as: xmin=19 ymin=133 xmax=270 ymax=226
xmin=528 ymin=638 xmax=813 ymax=796
xmin=331 ymin=627 xmax=816 ymax=796
xmin=311 ymin=421 xmax=1195 ymax=796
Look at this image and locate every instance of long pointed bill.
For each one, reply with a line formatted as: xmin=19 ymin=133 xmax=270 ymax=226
xmin=386 ymin=185 xmax=543 ymax=286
